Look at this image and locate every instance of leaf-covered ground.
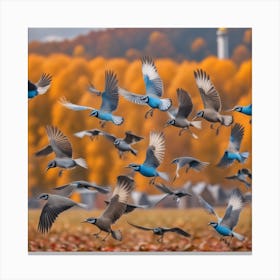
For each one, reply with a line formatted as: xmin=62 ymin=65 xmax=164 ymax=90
xmin=28 ymin=207 xmax=252 ymax=252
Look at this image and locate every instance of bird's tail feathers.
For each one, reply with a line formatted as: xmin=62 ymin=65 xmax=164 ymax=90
xmin=190 ymin=120 xmax=202 ymax=130
xmin=159 ymin=98 xmax=172 ymax=111
xmin=130 ymin=148 xmax=137 ymax=156
xmin=112 ymin=115 xmax=124 ymax=125
xmin=74 ymin=158 xmax=88 ymax=169
xmin=232 ymin=231 xmax=245 ymax=241
xmin=221 ymin=115 xmax=233 ymax=126
xmin=111 ymin=230 xmax=122 ymax=241
xmin=158 ymin=171 xmax=169 ymax=182
xmin=240 ymin=152 xmax=249 ymax=163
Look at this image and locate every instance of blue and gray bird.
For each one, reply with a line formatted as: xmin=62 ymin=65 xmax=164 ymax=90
xmin=225 ymin=168 xmax=252 ymax=189
xmin=119 ymin=56 xmax=172 ymax=118
xmin=153 ymin=183 xmax=192 ymax=204
xmin=217 ymin=123 xmax=249 ymax=168
xmin=60 ymin=70 xmax=123 ymax=127
xmin=127 ymin=221 xmax=191 ymax=243
xmin=171 ymin=156 xmax=209 ymax=182
xmin=165 ymin=88 xmax=201 ymax=138
xmin=35 ymin=125 xmax=88 ymax=176
xmin=28 ymin=73 xmax=52 ymax=99
xmin=193 ymin=69 xmax=233 ymax=135
xmin=198 ymin=188 xmax=245 ymax=243
xmin=126 ymin=131 xmax=169 ymax=184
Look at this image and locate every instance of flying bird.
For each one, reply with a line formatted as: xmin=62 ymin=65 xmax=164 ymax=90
xmin=28 ymin=73 xmax=52 ymax=99
xmin=59 ymin=70 xmax=123 ymax=127
xmin=165 ymin=88 xmax=201 ymax=138
xmin=74 ymin=128 xmax=103 ymax=140
xmin=128 ymin=222 xmax=191 ymax=243
xmin=225 ymin=168 xmax=252 ymax=189
xmin=104 ymin=200 xmax=149 ymax=214
xmin=153 ymin=183 xmax=192 ymax=204
xmin=171 ymin=156 xmax=209 ymax=182
xmin=102 ymin=130 xmax=144 ymax=158
xmin=37 ymin=193 xmax=88 ymax=234
xmin=35 ymin=125 xmax=88 ymax=176
xmin=53 ymin=181 xmax=111 ymax=197
xmin=119 ymin=56 xmax=172 ymax=118
xmin=198 ymin=188 xmax=245 ymax=244
xmin=217 ymin=123 xmax=249 ymax=168
xmin=193 ymin=69 xmax=233 ymax=135
xmin=126 ymin=131 xmax=169 ymax=184
xmin=82 ymin=175 xmax=134 ymax=241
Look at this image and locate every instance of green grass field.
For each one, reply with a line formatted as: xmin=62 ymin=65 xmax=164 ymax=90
xmin=28 ymin=206 xmax=252 ymax=252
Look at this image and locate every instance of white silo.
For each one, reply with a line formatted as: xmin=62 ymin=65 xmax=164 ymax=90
xmin=217 ymin=28 xmax=229 ymax=59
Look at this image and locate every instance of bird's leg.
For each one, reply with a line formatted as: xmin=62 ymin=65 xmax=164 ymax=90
xmin=157 ymin=235 xmax=163 ymax=243
xmin=145 ymin=109 xmax=153 ymax=119
xmin=93 ymin=230 xmax=102 ymax=239
xmin=102 ymin=232 xmax=110 ymax=242
xmin=185 ymin=166 xmax=190 ymax=174
xmin=149 ymin=177 xmax=156 ymax=185
xmin=216 ymin=124 xmax=222 ymax=136
xmin=118 ymin=150 xmax=123 ymax=159
xmin=188 ymin=129 xmax=198 ymax=139
xmin=99 ymin=120 xmax=106 ymax=128
xmin=172 ymin=175 xmax=178 ymax=182
xmin=210 ymin=123 xmax=215 ymax=130
xmin=58 ymin=169 xmax=64 ymax=177
xmin=179 ymin=128 xmax=186 ymax=136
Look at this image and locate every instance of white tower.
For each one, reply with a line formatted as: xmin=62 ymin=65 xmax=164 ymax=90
xmin=216 ymin=28 xmax=229 ymax=59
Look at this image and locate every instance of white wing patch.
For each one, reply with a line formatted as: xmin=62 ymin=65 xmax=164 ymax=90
xmin=149 ymin=131 xmax=165 ymax=164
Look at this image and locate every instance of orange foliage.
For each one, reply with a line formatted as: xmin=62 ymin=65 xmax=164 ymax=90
xmin=191 ymin=37 xmax=206 ymax=53
xmin=28 ymin=54 xmax=252 ymax=197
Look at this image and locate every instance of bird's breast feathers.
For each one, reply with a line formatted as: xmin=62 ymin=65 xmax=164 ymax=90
xmin=139 ymin=165 xmax=158 ymax=177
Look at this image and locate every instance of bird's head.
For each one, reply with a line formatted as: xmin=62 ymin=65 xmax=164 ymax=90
xmin=193 ymin=110 xmax=204 ymax=120
xmin=46 ymin=160 xmax=56 ymax=171
xmin=114 ymin=139 xmax=121 ymax=146
xmin=164 ymin=119 xmax=175 ymax=127
xmin=153 ymin=228 xmax=163 ymax=235
xmin=140 ymin=95 xmax=149 ymax=103
xmin=171 ymin=158 xmax=179 ymax=164
xmin=232 ymin=106 xmax=242 ymax=112
xmin=208 ymin=221 xmax=218 ymax=228
xmin=82 ymin=217 xmax=97 ymax=224
xmin=90 ymin=110 xmax=98 ymax=117
xmin=126 ymin=163 xmax=140 ymax=171
xmin=38 ymin=193 xmax=49 ymax=201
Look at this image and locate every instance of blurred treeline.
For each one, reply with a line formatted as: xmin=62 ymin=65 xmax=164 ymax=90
xmin=29 ymin=28 xmax=252 ymax=63
xmin=28 ymin=53 xmax=252 ymax=197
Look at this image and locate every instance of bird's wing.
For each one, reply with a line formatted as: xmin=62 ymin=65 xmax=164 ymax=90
xmin=127 ymin=221 xmax=154 ymax=231
xmin=141 ymin=56 xmax=163 ymax=97
xmin=228 ymin=123 xmax=244 ymax=152
xmin=123 ymin=131 xmax=144 ymax=144
xmin=143 ymin=132 xmax=165 ymax=168
xmin=176 ymin=88 xmax=193 ymax=118
xmin=198 ymin=195 xmax=220 ymax=221
xmin=101 ymin=175 xmax=134 ymax=224
xmin=74 ymin=129 xmax=103 ymax=139
xmin=221 ymin=188 xmax=243 ymax=230
xmin=35 ymin=144 xmax=53 ymax=157
xmin=102 ymin=132 xmax=117 ymax=143
xmin=118 ymin=87 xmax=147 ymax=105
xmin=171 ymin=157 xmax=192 ymax=169
xmin=78 ymin=181 xmax=111 ymax=194
xmin=225 ymin=175 xmax=238 ymax=180
xmin=59 ymin=97 xmax=95 ymax=111
xmin=100 ymin=70 xmax=119 ymax=112
xmin=28 ymin=80 xmax=37 ymax=91
xmin=166 ymin=227 xmax=191 ymax=237
xmin=38 ymin=202 xmax=73 ymax=234
xmin=167 ymin=106 xmax=178 ymax=119
xmin=153 ymin=183 xmax=173 ymax=194
xmin=52 ymin=183 xmax=78 ymax=197
xmin=216 ymin=152 xmax=235 ymax=168
xmin=194 ymin=69 xmax=221 ymax=112
xmin=88 ymin=81 xmax=102 ymax=96
xmin=46 ymin=125 xmax=72 ymax=158
xmin=36 ymin=73 xmax=52 ymax=94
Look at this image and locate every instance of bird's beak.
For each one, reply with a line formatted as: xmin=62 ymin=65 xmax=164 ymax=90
xmin=45 ymin=166 xmax=50 ymax=172
xmin=225 ymin=108 xmax=234 ymax=112
xmin=124 ymin=165 xmax=131 ymax=169
xmin=81 ymin=220 xmax=87 ymax=223
xmin=164 ymin=122 xmax=170 ymax=128
xmin=192 ymin=116 xmax=198 ymax=121
xmin=207 ymin=222 xmax=211 ymax=226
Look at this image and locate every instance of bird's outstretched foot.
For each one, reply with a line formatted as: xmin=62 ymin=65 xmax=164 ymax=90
xmin=149 ymin=178 xmax=156 ymax=185
xmin=58 ymin=170 xmax=63 ymax=177
xmin=101 ymin=233 xmax=110 ymax=242
xmin=100 ymin=121 xmax=106 ymax=128
xmin=179 ymin=128 xmax=186 ymax=136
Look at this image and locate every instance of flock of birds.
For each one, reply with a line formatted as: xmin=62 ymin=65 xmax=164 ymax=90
xmin=28 ymin=56 xmax=252 ymax=247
